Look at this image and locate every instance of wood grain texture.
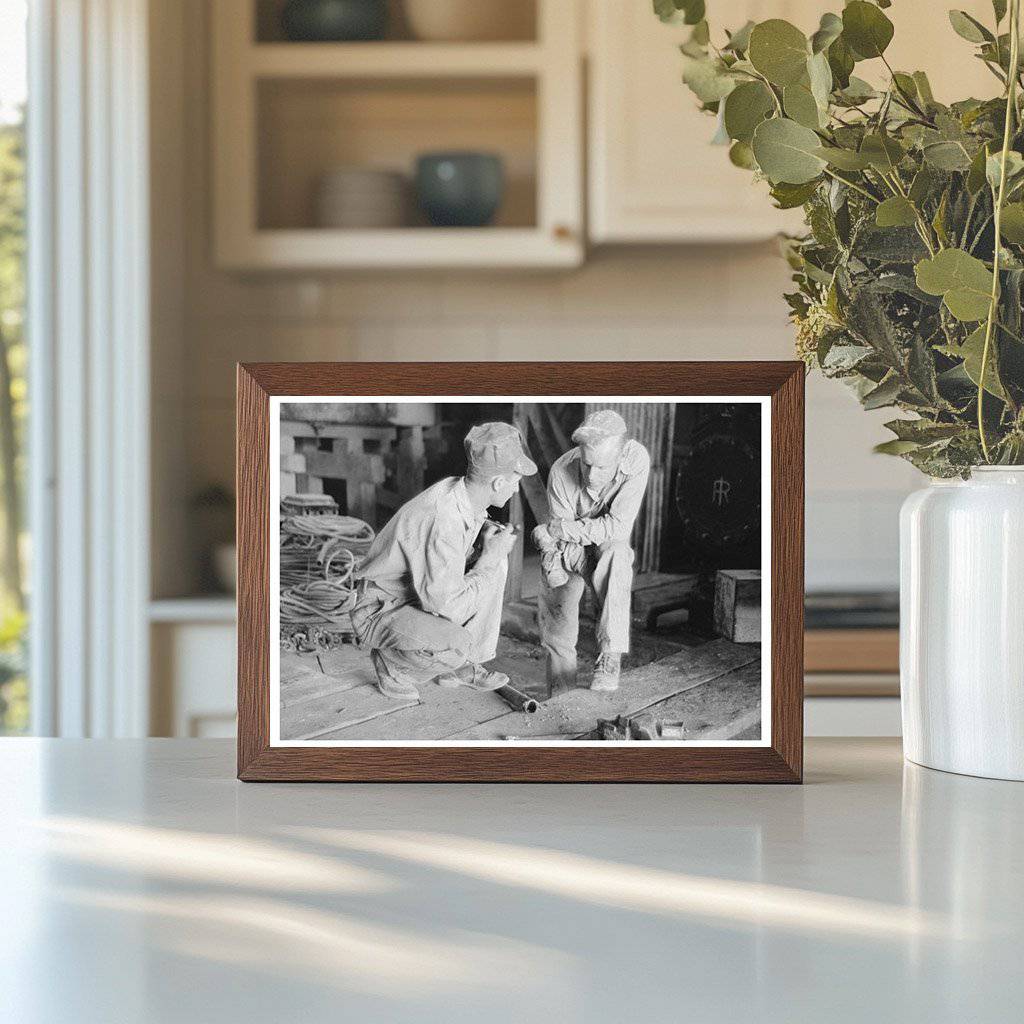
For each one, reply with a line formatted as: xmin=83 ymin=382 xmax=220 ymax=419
xmin=444 ymin=639 xmax=759 ymax=740
xmin=236 ymin=361 xmax=805 ymax=783
xmin=237 ymin=365 xmax=271 ymax=777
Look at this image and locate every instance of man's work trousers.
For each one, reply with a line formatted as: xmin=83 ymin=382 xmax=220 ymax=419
xmin=350 ymin=562 xmax=507 ymax=687
xmin=538 ymin=539 xmax=634 ymax=692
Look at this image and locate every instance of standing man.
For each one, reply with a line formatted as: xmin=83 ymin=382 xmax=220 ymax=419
xmin=351 ymin=422 xmax=537 ymax=700
xmin=533 ymin=410 xmax=650 ymax=692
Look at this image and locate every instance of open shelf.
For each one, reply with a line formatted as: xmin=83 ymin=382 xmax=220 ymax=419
xmin=249 ymin=42 xmax=544 ymax=77
xmin=254 ymin=0 xmax=538 ymax=45
xmin=149 ymin=597 xmax=237 ymax=624
xmin=222 ymin=227 xmax=579 ymax=269
xmin=257 ymin=76 xmax=538 ymax=232
xmin=213 ymin=0 xmax=581 ymax=268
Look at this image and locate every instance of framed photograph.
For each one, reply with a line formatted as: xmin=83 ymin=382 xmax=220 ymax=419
xmin=237 ymin=362 xmax=804 ymax=782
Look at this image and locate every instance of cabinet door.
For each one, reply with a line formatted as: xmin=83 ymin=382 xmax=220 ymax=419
xmin=588 ymin=1 xmax=814 ymax=243
xmin=588 ymin=1 xmax=999 ymax=244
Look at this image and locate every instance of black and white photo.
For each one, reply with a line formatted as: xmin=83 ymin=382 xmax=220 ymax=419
xmin=270 ymin=396 xmax=770 ymax=746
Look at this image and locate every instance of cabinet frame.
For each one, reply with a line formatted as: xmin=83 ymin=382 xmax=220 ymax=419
xmin=587 ymin=0 xmax=805 ymax=243
xmin=211 ymin=0 xmax=583 ymax=269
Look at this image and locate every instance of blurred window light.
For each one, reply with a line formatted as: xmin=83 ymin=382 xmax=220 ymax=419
xmin=0 ymin=0 xmax=28 ymax=735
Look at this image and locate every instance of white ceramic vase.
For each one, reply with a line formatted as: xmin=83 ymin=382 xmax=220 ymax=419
xmin=900 ymin=467 xmax=1024 ymax=780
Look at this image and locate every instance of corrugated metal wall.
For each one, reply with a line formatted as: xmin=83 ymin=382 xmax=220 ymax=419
xmin=584 ymin=402 xmax=675 ymax=573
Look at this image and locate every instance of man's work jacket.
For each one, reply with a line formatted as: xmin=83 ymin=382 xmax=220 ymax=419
xmin=546 ymin=439 xmax=651 ymax=546
xmin=356 ymin=477 xmax=497 ymax=623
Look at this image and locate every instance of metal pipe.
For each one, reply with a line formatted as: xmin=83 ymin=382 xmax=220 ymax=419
xmin=495 ymin=684 xmax=538 ymax=714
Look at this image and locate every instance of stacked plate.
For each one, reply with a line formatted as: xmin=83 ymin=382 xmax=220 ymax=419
xmin=314 ymin=167 xmax=409 ymax=229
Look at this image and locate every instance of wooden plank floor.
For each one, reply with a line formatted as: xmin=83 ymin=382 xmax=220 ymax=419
xmin=280 ymin=637 xmax=761 ymax=742
xmin=446 ymin=639 xmax=759 ymax=740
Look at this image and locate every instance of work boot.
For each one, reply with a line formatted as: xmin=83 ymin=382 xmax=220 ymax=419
xmin=370 ymin=650 xmax=419 ymax=700
xmin=436 ymin=663 xmax=510 ymax=691
xmin=590 ymin=652 xmax=621 ymax=692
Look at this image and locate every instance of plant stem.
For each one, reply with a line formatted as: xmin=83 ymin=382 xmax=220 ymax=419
xmin=821 ymin=167 xmax=879 ymax=203
xmin=979 ymin=0 xmax=1021 ymax=463
xmin=968 ymin=212 xmax=994 ymax=253
xmin=751 ymin=69 xmax=783 ymax=116
xmin=880 ymin=54 xmax=929 ymax=119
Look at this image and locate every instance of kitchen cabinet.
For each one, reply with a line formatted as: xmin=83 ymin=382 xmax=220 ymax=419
xmin=587 ymin=0 xmax=999 ymax=244
xmin=211 ymin=0 xmax=583 ymax=269
xmin=587 ymin=1 xmax=811 ymax=243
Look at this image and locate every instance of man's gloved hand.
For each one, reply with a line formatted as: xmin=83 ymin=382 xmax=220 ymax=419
xmin=478 ymin=522 xmax=519 ymax=568
xmin=531 ymin=523 xmax=557 ymax=553
xmin=547 ymin=520 xmax=571 ymax=543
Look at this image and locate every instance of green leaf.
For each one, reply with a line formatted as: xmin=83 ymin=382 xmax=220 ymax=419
xmin=723 ymin=81 xmax=775 ymax=143
xmin=909 ymin=165 xmax=936 ymax=205
xmin=748 ymin=19 xmax=810 ymax=87
xmin=993 ymin=0 xmax=1008 ymax=24
xmin=875 ymin=196 xmax=918 ymax=228
xmin=653 ymin=0 xmax=677 ymax=23
xmin=885 ymin=419 xmax=963 ymax=443
xmin=932 ymin=190 xmax=950 ymax=246
xmin=948 ymin=10 xmax=993 ymax=44
xmin=724 ymin=20 xmax=755 ymax=53
xmin=710 ymin=108 xmax=730 ymax=145
xmin=814 ymin=146 xmax=872 ymax=170
xmin=728 ymin=140 xmax=758 ymax=169
xmin=681 ymin=55 xmax=737 ymax=103
xmin=915 ymin=249 xmax=994 ymax=321
xmin=892 ymin=72 xmax=919 ymax=103
xmin=912 ymin=71 xmax=935 ymax=105
xmin=752 ymin=117 xmax=827 ymax=184
xmin=689 ymin=20 xmax=710 ymax=46
xmin=827 ymin=35 xmax=855 ymax=89
xmin=1000 ymin=202 xmax=1024 ymax=242
xmin=681 ymin=0 xmax=705 ymax=25
xmin=783 ymin=83 xmax=822 ymax=128
xmin=856 ymin=226 xmax=929 ymax=263
xmin=959 ymin=324 xmax=1007 ymax=398
xmin=654 ymin=0 xmax=705 ymax=25
xmin=908 ymin=335 xmax=941 ymax=403
xmin=860 ymin=133 xmax=905 ymax=173
xmin=923 ymin=141 xmax=972 ymax=171
xmin=874 ymin=439 xmax=922 ymax=455
xmin=967 ymin=142 xmax=993 ymax=193
xmin=847 ymin=284 xmax=909 ymax=371
xmin=810 ymin=12 xmax=843 ymax=54
xmin=986 ymin=150 xmax=1024 ymax=190
xmin=770 ymin=179 xmax=820 ymax=209
xmin=807 ymin=51 xmax=833 ymax=110
xmin=862 ymin=374 xmax=902 ymax=409
xmin=682 ymin=0 xmax=705 ymax=25
xmin=836 ymin=75 xmax=877 ymax=104
xmin=842 ymin=1 xmax=894 ymax=60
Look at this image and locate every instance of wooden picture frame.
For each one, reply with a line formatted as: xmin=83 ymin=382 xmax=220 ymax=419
xmin=237 ymin=362 xmax=804 ymax=782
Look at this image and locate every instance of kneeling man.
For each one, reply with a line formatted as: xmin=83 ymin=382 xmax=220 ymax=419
xmin=351 ymin=422 xmax=536 ymax=699
xmin=534 ymin=410 xmax=650 ymax=692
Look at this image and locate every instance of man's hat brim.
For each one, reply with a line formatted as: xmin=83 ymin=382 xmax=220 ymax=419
xmin=515 ymin=454 xmax=539 ymax=476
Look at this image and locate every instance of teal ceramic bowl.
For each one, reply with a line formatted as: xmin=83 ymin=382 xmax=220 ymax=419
xmin=280 ymin=0 xmax=387 ymax=42
xmin=415 ymin=152 xmax=505 ymax=227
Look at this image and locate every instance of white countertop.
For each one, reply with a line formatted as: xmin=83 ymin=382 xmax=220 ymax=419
xmin=1 ymin=738 xmax=1021 ymax=1023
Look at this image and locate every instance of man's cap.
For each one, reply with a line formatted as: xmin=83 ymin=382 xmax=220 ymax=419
xmin=465 ymin=422 xmax=538 ymax=476
xmin=571 ymin=409 xmax=628 ymax=445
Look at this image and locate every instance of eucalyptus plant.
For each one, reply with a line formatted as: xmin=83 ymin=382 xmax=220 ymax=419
xmin=658 ymin=0 xmax=1024 ymax=475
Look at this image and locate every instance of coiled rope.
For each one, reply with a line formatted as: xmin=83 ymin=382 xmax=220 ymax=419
xmin=279 ymin=514 xmax=375 ymax=635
